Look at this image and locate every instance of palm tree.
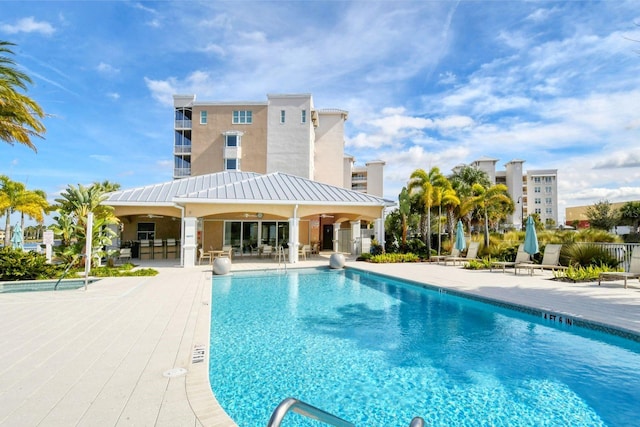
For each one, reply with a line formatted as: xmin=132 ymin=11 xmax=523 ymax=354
xmin=434 ymin=184 xmax=460 ymax=255
xmin=398 ymin=187 xmax=411 ymax=248
xmin=0 ymin=41 xmax=46 ymax=151
xmin=449 ymin=165 xmax=492 ymax=238
xmin=408 ymin=167 xmax=449 ymax=258
xmin=0 ymin=175 xmax=49 ymax=246
xmin=462 ymin=183 xmax=514 ymax=247
xmin=53 ymin=183 xmax=119 ymax=266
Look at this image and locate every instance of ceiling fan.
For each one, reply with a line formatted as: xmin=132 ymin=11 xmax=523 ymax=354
xmin=239 ymin=212 xmax=264 ymax=219
xmin=139 ymin=214 xmax=164 ymax=219
xmin=320 ymin=214 xmax=334 ymax=218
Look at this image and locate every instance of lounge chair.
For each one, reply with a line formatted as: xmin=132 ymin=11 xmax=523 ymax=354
xmin=444 ymin=242 xmax=480 ymax=266
xmin=515 ymin=244 xmax=567 ymax=275
xmin=490 ymin=244 xmax=531 ymax=273
xmin=598 ymin=246 xmax=640 ymax=289
xmin=431 ymin=248 xmax=459 ymax=264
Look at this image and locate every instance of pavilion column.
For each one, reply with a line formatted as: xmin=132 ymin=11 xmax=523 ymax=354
xmin=374 ymin=217 xmax=385 ymax=249
xmin=288 ymin=217 xmax=300 ymax=263
xmin=332 ymin=222 xmax=341 ymax=252
xmin=182 ymin=216 xmax=198 ymax=267
xmin=350 ymin=220 xmax=361 ymax=256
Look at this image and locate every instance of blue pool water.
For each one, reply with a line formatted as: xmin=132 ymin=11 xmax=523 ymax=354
xmin=209 ymin=268 xmax=640 ymax=426
xmin=0 ymin=279 xmax=96 ymax=293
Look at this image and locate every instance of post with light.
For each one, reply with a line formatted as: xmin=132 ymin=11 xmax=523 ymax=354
xmin=84 ymin=212 xmax=93 ymax=291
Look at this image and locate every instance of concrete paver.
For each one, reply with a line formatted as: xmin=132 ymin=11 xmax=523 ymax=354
xmin=1 ymin=255 xmax=639 ymax=426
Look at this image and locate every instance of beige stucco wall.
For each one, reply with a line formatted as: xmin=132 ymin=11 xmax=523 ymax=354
xmin=191 ymin=104 xmax=269 ymax=175
xmin=314 ymin=111 xmax=347 ymax=188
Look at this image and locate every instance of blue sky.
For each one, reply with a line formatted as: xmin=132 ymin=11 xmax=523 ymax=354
xmin=2 ymin=1 xmax=640 ymax=224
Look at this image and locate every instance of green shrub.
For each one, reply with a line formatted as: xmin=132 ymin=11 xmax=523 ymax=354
xmin=464 ymin=258 xmax=492 ymax=270
xmin=0 ymin=247 xmax=63 ymax=281
xmin=560 ymin=244 xmax=619 ymax=268
xmin=554 ymin=264 xmax=619 ymax=282
xmin=369 ymin=253 xmax=420 ymax=263
xmin=90 ymin=264 xmax=158 ymax=277
xmin=357 ymin=253 xmax=372 ymax=261
xmin=370 ymin=239 xmax=384 ymax=256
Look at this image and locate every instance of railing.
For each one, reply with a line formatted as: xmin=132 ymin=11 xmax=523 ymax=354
xmin=173 ymin=167 xmax=191 ymax=177
xmin=174 ymin=119 xmax=192 ymax=129
xmin=267 ymin=398 xmax=353 ymax=427
xmin=266 ymin=397 xmax=426 ymax=427
xmin=576 ymin=242 xmax=640 ymax=272
xmin=174 ymin=144 xmax=191 ymax=154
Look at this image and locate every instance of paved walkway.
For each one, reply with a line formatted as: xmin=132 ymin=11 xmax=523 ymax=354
xmin=1 ymin=255 xmax=639 ymax=426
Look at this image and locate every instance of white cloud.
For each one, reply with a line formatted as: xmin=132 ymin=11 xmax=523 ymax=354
xmin=0 ymin=17 xmax=55 ymax=35
xmin=106 ymin=92 xmax=120 ymax=100
xmin=97 ymin=62 xmax=120 ymax=75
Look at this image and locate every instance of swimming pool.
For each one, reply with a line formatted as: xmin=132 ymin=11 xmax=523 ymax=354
xmin=209 ymin=268 xmax=640 ymax=426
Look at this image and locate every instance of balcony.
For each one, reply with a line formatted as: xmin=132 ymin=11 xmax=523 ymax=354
xmin=173 ymin=167 xmax=191 ymax=178
xmin=174 ymin=119 xmax=192 ymax=129
xmin=174 ymin=145 xmax=192 ymax=154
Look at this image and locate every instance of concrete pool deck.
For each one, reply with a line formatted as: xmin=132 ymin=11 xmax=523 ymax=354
xmin=1 ymin=255 xmax=639 ymax=426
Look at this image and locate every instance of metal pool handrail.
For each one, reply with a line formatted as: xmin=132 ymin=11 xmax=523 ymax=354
xmin=53 ymin=255 xmax=80 ymax=290
xmin=267 ymin=397 xmax=353 ymax=427
xmin=266 ymin=397 xmax=427 ymax=427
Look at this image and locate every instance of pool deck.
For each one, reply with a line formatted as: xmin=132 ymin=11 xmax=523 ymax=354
xmin=1 ymin=254 xmax=639 ymax=426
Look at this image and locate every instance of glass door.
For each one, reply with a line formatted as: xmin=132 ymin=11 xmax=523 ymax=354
xmin=242 ymin=222 xmax=259 ymax=255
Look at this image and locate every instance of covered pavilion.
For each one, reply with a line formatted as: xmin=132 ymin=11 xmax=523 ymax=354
xmin=104 ymin=171 xmax=391 ymax=267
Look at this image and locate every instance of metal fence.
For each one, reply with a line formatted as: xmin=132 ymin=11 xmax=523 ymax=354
xmin=576 ymin=242 xmax=640 ymax=272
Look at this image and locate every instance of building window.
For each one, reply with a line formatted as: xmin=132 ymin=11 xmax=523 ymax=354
xmin=535 ymin=198 xmax=541 ymax=204
xmin=545 ymin=186 xmax=552 ymax=193
xmin=534 ymin=187 xmax=541 ymax=193
xmin=546 ymin=198 xmax=552 ymax=204
xmin=533 ymin=177 xmax=541 ymax=183
xmin=225 ymin=134 xmax=238 ymax=147
xmin=535 ymin=208 xmax=541 ymax=214
xmin=545 ymin=176 xmax=553 ymax=183
xmin=225 ymin=158 xmax=239 ymax=170
xmin=232 ymin=110 xmax=252 ymax=124
xmin=546 ymin=207 xmax=553 ymax=214
xmin=280 ymin=110 xmax=286 ymax=124
xmin=200 ymin=111 xmax=207 ymax=124
xmin=137 ymin=223 xmax=155 ymax=240
xmin=301 ymin=110 xmax=306 ymax=123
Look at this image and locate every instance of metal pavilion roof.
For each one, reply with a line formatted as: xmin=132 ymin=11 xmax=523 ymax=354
xmin=105 ymin=171 xmax=391 ymax=206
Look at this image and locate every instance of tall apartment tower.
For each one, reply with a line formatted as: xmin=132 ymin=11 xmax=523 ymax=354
xmin=470 ymin=157 xmax=558 ymax=229
xmin=172 ymin=94 xmax=383 ymax=195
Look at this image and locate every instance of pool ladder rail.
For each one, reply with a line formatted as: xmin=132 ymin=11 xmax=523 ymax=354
xmin=267 ymin=397 xmax=426 ymax=427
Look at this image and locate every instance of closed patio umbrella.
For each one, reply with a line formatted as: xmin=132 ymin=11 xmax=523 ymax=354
xmin=454 ymin=220 xmax=466 ymax=252
xmin=523 ymin=215 xmax=539 ymax=255
xmin=11 ymin=223 xmax=23 ymax=250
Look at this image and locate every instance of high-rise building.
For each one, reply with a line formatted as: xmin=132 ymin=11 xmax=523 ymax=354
xmin=468 ymin=157 xmax=558 ymax=229
xmin=173 ymin=94 xmax=384 ymax=196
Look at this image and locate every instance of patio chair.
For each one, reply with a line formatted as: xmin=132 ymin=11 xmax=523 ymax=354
xmin=261 ymin=245 xmax=274 ymax=258
xmin=515 ymin=244 xmax=567 ymax=275
xmin=490 ymin=244 xmax=531 ymax=273
xmin=198 ymin=248 xmax=212 ymax=265
xmin=444 ymin=242 xmax=480 ymax=266
xmin=118 ymin=248 xmax=132 ymax=263
xmin=298 ymin=244 xmax=310 ymax=260
xmin=598 ymin=246 xmax=640 ymax=289
xmin=222 ymin=245 xmax=233 ymax=260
